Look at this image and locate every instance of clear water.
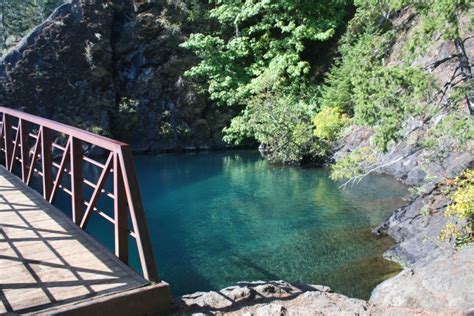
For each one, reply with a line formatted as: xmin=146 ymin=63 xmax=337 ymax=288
xmin=50 ymin=150 xmax=408 ymax=300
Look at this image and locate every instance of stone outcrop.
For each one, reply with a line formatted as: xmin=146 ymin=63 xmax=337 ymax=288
xmin=330 ymin=8 xmax=474 ymax=315
xmin=174 ymin=281 xmax=370 ymax=316
xmin=174 ymin=280 xmax=469 ymax=315
xmin=366 ymin=178 xmax=474 ymax=314
xmin=0 ymin=0 xmax=235 ymax=151
xmin=0 ymin=0 xmax=127 ymax=132
xmin=176 ymin=8 xmax=474 ymax=315
xmin=370 ymin=246 xmax=474 ymax=313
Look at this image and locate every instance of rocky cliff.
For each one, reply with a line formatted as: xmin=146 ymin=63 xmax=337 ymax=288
xmin=0 ymin=0 xmax=235 ymax=151
xmin=341 ymin=8 xmax=474 ymax=312
xmin=174 ymin=6 xmax=474 ymax=316
xmin=336 ymin=6 xmax=474 ymax=314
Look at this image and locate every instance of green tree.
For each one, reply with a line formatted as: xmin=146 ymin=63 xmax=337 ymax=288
xmin=318 ymin=0 xmax=472 ymax=180
xmin=182 ymin=0 xmax=351 ymax=162
xmin=1 ymin=0 xmax=63 ymax=53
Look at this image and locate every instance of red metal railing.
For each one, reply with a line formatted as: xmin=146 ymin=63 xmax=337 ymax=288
xmin=0 ymin=106 xmax=159 ymax=282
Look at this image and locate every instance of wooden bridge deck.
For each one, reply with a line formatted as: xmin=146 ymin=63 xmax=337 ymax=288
xmin=0 ymin=167 xmax=149 ymax=314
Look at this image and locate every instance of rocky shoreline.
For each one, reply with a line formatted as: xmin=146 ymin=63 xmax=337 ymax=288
xmin=173 ymin=182 xmax=473 ymax=315
xmin=173 ymin=129 xmax=473 ymax=314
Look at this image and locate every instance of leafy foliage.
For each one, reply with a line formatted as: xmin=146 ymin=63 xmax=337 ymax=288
xmin=330 ymin=147 xmax=376 ymax=181
xmin=317 ymin=0 xmax=471 ymax=180
xmin=317 ymin=5 xmax=437 ymax=152
xmin=440 ymin=169 xmax=474 ymax=247
xmin=403 ymin=0 xmax=473 ymax=59
xmin=313 ymin=107 xmax=350 ymax=142
xmin=182 ymin=0 xmax=351 ymax=162
xmin=1 ymin=0 xmax=63 ymax=53
xmin=224 ymin=93 xmax=325 ymax=162
xmin=352 ymin=66 xmax=435 ymax=151
xmin=423 ymin=112 xmax=474 ymax=154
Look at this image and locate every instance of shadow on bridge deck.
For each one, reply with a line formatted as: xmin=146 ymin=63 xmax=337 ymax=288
xmin=0 ymin=167 xmax=169 ymax=315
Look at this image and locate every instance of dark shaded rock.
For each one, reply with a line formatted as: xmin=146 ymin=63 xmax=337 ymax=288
xmin=374 ymin=183 xmax=455 ymax=266
xmin=0 ymin=0 xmax=131 ymax=132
xmin=0 ymin=1 xmax=236 ymax=151
xmin=108 ymin=3 xmax=237 ymax=151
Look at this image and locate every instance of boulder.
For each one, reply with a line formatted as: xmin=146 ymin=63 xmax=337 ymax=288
xmin=175 ymin=281 xmax=369 ymax=315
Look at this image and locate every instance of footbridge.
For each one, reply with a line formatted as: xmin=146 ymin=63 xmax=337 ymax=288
xmin=0 ymin=107 xmax=170 ymax=315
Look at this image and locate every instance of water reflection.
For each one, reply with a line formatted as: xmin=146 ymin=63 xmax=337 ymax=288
xmin=85 ymin=151 xmax=408 ymax=299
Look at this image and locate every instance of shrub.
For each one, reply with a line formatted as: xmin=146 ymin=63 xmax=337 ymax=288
xmin=330 ymin=147 xmax=376 ymax=181
xmin=313 ymin=107 xmax=350 ymax=142
xmin=440 ymin=169 xmax=474 ymax=247
xmin=182 ymin=0 xmax=352 ymax=163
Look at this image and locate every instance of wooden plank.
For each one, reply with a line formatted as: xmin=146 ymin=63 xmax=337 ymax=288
xmin=0 ymin=167 xmax=148 ymax=314
xmin=40 ymin=282 xmax=171 ymax=316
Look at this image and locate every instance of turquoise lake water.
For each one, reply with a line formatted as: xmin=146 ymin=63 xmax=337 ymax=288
xmin=50 ymin=150 xmax=408 ymax=299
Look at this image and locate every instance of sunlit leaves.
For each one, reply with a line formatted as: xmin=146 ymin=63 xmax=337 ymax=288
xmin=181 ymin=0 xmax=350 ymax=162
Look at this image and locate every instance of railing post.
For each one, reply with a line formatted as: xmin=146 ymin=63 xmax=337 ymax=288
xmin=41 ymin=127 xmax=53 ymax=200
xmin=3 ymin=114 xmax=13 ymax=169
xmin=118 ymin=146 xmax=159 ymax=282
xmin=0 ymin=107 xmax=160 ymax=282
xmin=114 ymin=152 xmax=128 ymax=264
xmin=70 ymin=137 xmax=84 ymax=225
xmin=19 ymin=119 xmax=30 ymax=182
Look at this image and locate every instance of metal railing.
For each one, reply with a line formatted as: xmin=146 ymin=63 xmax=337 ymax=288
xmin=0 ymin=106 xmax=159 ymax=282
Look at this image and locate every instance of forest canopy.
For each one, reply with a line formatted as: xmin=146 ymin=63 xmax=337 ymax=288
xmin=182 ymin=0 xmax=472 ymax=164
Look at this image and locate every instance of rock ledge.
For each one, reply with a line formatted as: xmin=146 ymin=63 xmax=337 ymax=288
xmin=174 ymin=280 xmax=369 ymax=315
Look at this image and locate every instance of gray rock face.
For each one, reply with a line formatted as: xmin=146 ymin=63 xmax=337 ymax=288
xmin=372 ymin=184 xmax=455 ymax=265
xmin=370 ymin=246 xmax=474 ymax=313
xmin=368 ymin=181 xmax=474 ymax=314
xmin=328 ymin=8 xmax=474 ymax=314
xmin=175 ymin=281 xmax=369 ymax=315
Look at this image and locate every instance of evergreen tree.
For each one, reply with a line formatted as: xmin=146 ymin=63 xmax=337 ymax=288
xmin=182 ymin=0 xmax=351 ymax=162
xmin=1 ymin=0 xmax=63 ymax=54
